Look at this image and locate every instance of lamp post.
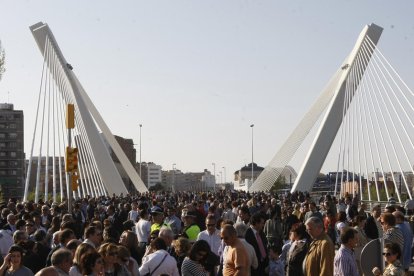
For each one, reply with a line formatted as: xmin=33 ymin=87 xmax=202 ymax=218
xmin=222 ymin=166 xmax=226 ymax=184
xmin=172 ymin=163 xmax=176 ymax=193
xmin=220 ymin=171 xmax=223 ymax=186
xmin=212 ymin=163 xmax=216 ymax=192
xmin=250 ymin=124 xmax=254 ymax=184
xmin=139 ymin=124 xmax=142 ymax=178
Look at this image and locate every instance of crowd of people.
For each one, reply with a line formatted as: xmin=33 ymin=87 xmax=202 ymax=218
xmin=0 ymin=190 xmax=413 ymax=276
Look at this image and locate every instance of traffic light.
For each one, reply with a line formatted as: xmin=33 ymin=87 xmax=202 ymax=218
xmin=72 ymin=173 xmax=79 ymax=191
xmin=65 ymin=147 xmax=78 ymax=173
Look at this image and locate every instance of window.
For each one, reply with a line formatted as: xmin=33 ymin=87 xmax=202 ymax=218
xmin=0 ymin=152 xmax=6 ymax=157
xmin=0 ymin=124 xmax=5 ymax=129
xmin=0 ymin=133 xmax=5 ymax=138
xmin=9 ymin=161 xmax=18 ymax=167
xmin=9 ymin=170 xmax=17 ymax=175
xmin=9 ymin=124 xmax=16 ymax=129
xmin=0 ymin=143 xmax=5 ymax=148
xmin=10 ymin=152 xmax=16 ymax=158
xmin=0 ymin=161 xmax=7 ymax=166
xmin=9 ymin=133 xmax=17 ymax=138
xmin=8 ymin=142 xmax=17 ymax=148
xmin=0 ymin=171 xmax=6 ymax=175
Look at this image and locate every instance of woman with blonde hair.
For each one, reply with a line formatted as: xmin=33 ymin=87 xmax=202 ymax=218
xmin=69 ymin=243 xmax=95 ymax=276
xmin=98 ymin=243 xmax=129 ymax=276
xmin=173 ymin=238 xmax=192 ymax=274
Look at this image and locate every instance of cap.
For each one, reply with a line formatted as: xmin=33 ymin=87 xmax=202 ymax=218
xmin=150 ymin=206 xmax=164 ymax=214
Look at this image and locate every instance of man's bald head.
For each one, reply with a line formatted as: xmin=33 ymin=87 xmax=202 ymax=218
xmin=35 ymin=267 xmax=58 ymax=276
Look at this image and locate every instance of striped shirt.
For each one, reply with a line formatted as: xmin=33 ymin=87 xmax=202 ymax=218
xmin=383 ymin=227 xmax=404 ymax=253
xmin=334 ymin=245 xmax=359 ymax=276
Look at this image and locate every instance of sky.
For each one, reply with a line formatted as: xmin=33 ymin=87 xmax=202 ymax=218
xmin=0 ymin=1 xmax=413 ymax=183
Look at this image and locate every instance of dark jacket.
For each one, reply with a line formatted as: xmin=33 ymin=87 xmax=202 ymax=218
xmin=245 ymin=227 xmax=268 ymax=275
xmin=286 ymin=239 xmax=310 ymax=276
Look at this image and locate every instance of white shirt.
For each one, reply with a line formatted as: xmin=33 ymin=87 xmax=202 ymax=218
xmin=139 ymin=249 xmax=179 ymax=276
xmin=197 ymin=229 xmax=221 ymax=256
xmin=136 ymin=219 xmax=151 ymax=243
xmin=240 ymin=238 xmax=258 ymax=273
xmin=128 ymin=210 xmax=139 ymax=222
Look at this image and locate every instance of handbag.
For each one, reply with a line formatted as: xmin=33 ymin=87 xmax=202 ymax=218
xmin=143 ymin=253 xmax=168 ymax=276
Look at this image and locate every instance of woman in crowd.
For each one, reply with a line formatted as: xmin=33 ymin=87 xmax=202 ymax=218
xmin=98 ymin=243 xmax=128 ymax=276
xmin=139 ymin=238 xmax=179 ymax=276
xmin=81 ymin=252 xmax=105 ymax=276
xmin=335 ymin=211 xmax=348 ymax=245
xmin=173 ymin=238 xmax=192 ymax=275
xmin=0 ymin=245 xmax=34 ymax=276
xmin=181 ymin=240 xmax=211 ymax=276
xmin=263 ymin=207 xmax=283 ymax=248
xmin=372 ymin=242 xmax=404 ymax=276
xmin=117 ymin=245 xmax=138 ymax=276
xmin=69 ymin=243 xmax=95 ymax=276
xmin=119 ymin=231 xmax=140 ymax=264
xmin=286 ymin=223 xmax=310 ymax=276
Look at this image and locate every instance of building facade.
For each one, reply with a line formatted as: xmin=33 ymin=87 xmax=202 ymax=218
xmin=0 ymin=103 xmax=24 ymax=200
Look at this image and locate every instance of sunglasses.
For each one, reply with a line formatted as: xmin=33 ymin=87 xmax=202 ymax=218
xmin=382 ymin=252 xmax=394 ymax=256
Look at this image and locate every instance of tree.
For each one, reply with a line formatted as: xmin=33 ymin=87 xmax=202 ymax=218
xmin=0 ymin=41 xmax=6 ymax=81
xmin=0 ymin=40 xmax=5 ymax=81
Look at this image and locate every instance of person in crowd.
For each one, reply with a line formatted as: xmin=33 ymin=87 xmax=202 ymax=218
xmin=304 ymin=217 xmax=335 ymax=276
xmin=0 ymin=245 xmax=34 ymax=276
xmin=83 ymin=226 xmax=102 ymax=249
xmin=245 ymin=213 xmax=268 ymax=275
xmin=335 ymin=211 xmax=348 ymax=245
xmin=266 ymin=244 xmax=284 ymax=276
xmin=66 ymin=240 xmax=82 ymax=258
xmin=286 ymin=223 xmax=309 ymax=276
xmin=20 ymin=240 xmax=43 ymax=274
xmin=352 ymin=215 xmax=369 ymax=273
xmin=117 ymin=245 xmax=139 ymax=276
xmin=263 ymin=208 xmax=283 ymax=248
xmin=372 ymin=242 xmax=404 ymax=276
xmin=0 ymin=227 xmax=14 ymax=258
xmin=172 ymin=238 xmax=191 ymax=275
xmin=98 ymin=243 xmax=129 ymax=276
xmin=51 ymin=249 xmax=73 ymax=276
xmin=139 ymin=238 xmax=179 ymax=276
xmin=127 ymin=202 xmax=139 ymax=223
xmin=181 ymin=210 xmax=201 ymax=243
xmin=222 ymin=202 xmax=237 ymax=223
xmin=80 ymin=251 xmax=105 ymax=276
xmin=135 ymin=209 xmax=150 ymax=264
xmin=35 ymin=267 xmax=58 ymax=276
xmin=69 ymin=243 xmax=95 ymax=276
xmin=333 ymin=227 xmax=359 ymax=276
xmin=345 ymin=197 xmax=358 ymax=222
xmin=392 ymin=210 xmax=413 ymax=272
xmin=34 ymin=230 xmax=52 ymax=262
xmin=236 ymin=206 xmax=250 ymax=226
xmin=181 ymin=240 xmax=211 ymax=276
xmin=304 ymin=202 xmax=323 ymax=222
xmin=164 ymin=206 xmax=182 ymax=237
xmin=3 ymin=214 xmax=17 ymax=233
xmin=46 ymin=229 xmax=76 ymax=267
xmin=380 ymin=213 xmax=404 ymax=253
xmin=282 ymin=206 xmax=300 ymax=241
xmin=196 ymin=214 xmax=221 ymax=256
xmin=364 ymin=204 xmax=382 ymax=239
xmin=149 ymin=206 xmax=167 ymax=236
xmin=234 ymin=222 xmax=258 ymax=275
xmin=118 ymin=231 xmax=140 ymax=265
xmin=221 ymin=224 xmax=248 ymax=276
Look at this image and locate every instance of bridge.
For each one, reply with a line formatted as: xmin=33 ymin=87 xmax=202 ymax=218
xmin=23 ymin=22 xmax=414 ymax=204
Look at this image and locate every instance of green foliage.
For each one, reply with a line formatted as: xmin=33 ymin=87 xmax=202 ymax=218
xmin=270 ymin=175 xmax=287 ymax=192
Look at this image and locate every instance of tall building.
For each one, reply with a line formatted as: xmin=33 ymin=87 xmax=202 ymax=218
xmin=0 ymin=103 xmax=24 ymax=200
xmin=162 ymin=169 xmax=214 ymax=192
xmin=138 ymin=162 xmax=162 ymax=188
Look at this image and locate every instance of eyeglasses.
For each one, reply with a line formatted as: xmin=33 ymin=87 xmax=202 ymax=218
xmin=26 ymin=224 xmax=34 ymax=227
xmin=382 ymin=252 xmax=394 ymax=256
xmin=206 ymin=224 xmax=215 ymax=227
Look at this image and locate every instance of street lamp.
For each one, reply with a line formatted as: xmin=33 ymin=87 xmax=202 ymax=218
xmin=250 ymin=124 xmax=254 ymax=183
xmin=212 ymin=163 xmax=216 ymax=191
xmin=220 ymin=171 xmax=223 ymax=185
xmin=222 ymin=166 xmax=226 ymax=184
xmin=139 ymin=124 xmax=142 ymax=178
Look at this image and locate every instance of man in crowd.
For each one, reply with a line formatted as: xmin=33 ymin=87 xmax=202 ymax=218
xmin=364 ymin=204 xmax=382 ymax=239
xmin=245 ymin=213 xmax=268 ymax=275
xmin=197 ymin=214 xmax=221 ymax=256
xmin=234 ymin=222 xmax=258 ymax=275
xmin=392 ymin=210 xmax=412 ymax=272
xmin=380 ymin=213 xmax=404 ymax=252
xmin=333 ymin=227 xmax=359 ymax=276
xmin=304 ymin=217 xmax=335 ymax=276
xmin=181 ymin=210 xmax=200 ymax=243
xmin=51 ymin=249 xmax=73 ymax=276
xmin=82 ymin=226 xmax=102 ymax=248
xmin=164 ymin=206 xmax=182 ymax=237
xmin=221 ymin=224 xmax=249 ymax=276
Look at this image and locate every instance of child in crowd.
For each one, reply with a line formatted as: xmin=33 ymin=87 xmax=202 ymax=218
xmin=267 ymin=244 xmax=284 ymax=276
